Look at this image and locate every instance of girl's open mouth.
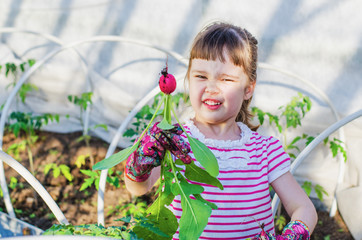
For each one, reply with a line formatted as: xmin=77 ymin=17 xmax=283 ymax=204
xmin=203 ymin=99 xmax=222 ymax=110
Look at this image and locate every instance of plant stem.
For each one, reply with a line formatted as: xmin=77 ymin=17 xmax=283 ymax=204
xmin=85 ymin=137 xmax=94 ymax=166
xmin=166 ymin=151 xmax=198 ymax=224
xmin=136 ymin=94 xmax=166 ymax=142
xmin=26 ymin=124 xmax=35 ymax=176
xmin=170 ymin=101 xmax=190 ymax=138
xmin=26 ymin=145 xmax=35 ymax=176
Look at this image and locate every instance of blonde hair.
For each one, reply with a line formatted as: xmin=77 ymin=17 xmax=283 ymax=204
xmin=186 ymin=21 xmax=259 ymax=131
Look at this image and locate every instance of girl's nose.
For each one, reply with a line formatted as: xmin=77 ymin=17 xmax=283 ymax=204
xmin=205 ymin=80 xmax=219 ymax=94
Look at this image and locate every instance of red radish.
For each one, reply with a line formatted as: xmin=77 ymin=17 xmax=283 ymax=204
xmin=159 ymin=67 xmax=176 ymax=94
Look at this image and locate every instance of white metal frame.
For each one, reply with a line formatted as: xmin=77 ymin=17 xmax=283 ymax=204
xmin=0 ymin=29 xmax=348 ymax=229
xmin=0 ymin=150 xmax=68 ymax=225
xmin=271 ymin=109 xmax=362 ymax=216
xmin=95 ymin=63 xmax=344 ymax=224
xmin=0 ymin=29 xmax=187 ymax=229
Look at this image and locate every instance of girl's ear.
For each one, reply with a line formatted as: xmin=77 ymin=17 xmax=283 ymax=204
xmin=244 ymin=81 xmax=256 ymax=100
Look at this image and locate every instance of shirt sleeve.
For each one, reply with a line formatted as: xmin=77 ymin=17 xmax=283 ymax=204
xmin=266 ymin=136 xmax=291 ymax=183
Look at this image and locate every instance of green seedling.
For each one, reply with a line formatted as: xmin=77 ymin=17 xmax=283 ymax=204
xmin=252 ymin=93 xmax=347 ymax=231
xmin=2 ymin=59 xmax=37 ymax=106
xmin=44 ymin=163 xmax=73 ymax=182
xmin=80 ymin=168 xmax=121 ymax=191
xmin=274 ymin=215 xmax=287 ymax=232
xmin=68 ymin=92 xmax=108 ymax=166
xmin=75 ymin=154 xmax=89 ymax=169
xmin=43 ymin=223 xmax=138 ymax=239
xmin=93 ymin=65 xmax=222 ymax=240
xmin=252 ymin=93 xmax=345 ymax=201
xmin=6 ymin=111 xmax=59 ymax=175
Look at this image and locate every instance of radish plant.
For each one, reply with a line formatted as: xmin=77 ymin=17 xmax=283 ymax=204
xmin=123 ymin=92 xmax=186 ymax=142
xmin=93 ymin=66 xmax=222 ymax=240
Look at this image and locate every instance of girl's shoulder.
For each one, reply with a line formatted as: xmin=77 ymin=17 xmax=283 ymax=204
xmin=244 ymin=127 xmax=282 ymax=148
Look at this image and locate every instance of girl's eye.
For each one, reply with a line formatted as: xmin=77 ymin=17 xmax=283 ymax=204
xmin=223 ymin=79 xmax=233 ymax=82
xmin=195 ymin=75 xmax=206 ymax=79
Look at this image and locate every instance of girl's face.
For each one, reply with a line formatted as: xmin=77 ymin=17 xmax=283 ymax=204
xmin=188 ymin=54 xmax=255 ymax=127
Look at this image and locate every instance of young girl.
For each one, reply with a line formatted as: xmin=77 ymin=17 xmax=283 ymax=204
xmin=124 ymin=21 xmax=317 ymax=240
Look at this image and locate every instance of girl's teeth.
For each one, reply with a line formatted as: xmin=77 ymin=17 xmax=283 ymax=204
xmin=205 ymin=100 xmax=220 ymax=106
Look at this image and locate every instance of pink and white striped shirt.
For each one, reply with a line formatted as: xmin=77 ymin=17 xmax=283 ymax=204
xmin=170 ymin=120 xmax=290 ymax=240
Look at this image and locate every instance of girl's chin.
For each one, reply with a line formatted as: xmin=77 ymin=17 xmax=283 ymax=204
xmin=193 ymin=115 xmax=234 ymax=125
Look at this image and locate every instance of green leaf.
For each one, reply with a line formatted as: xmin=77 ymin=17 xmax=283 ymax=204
xmin=274 ymin=215 xmax=287 ymax=231
xmin=75 ymin=155 xmax=88 ymax=168
xmin=93 ymin=124 xmax=108 ymax=131
xmin=28 ymin=59 xmax=36 ymax=67
xmin=93 ymin=143 xmax=139 ymax=170
xmin=123 ymin=128 xmax=138 ymax=138
xmin=80 ymin=178 xmax=94 ymax=191
xmin=305 ymin=136 xmax=315 ymax=146
xmin=134 ymin=205 xmax=178 ymax=240
xmin=252 ymin=107 xmax=265 ymax=125
xmin=187 ymin=136 xmax=219 ymax=177
xmin=193 ymin=194 xmax=218 ymax=210
xmin=53 ymin=167 xmax=61 ymax=178
xmin=315 ymin=184 xmax=328 ymax=201
xmin=157 ymin=118 xmax=174 ymax=130
xmin=289 ymin=136 xmax=301 ymax=146
xmin=178 ymin=198 xmax=212 ymax=240
xmin=184 ymin=161 xmax=223 ymax=190
xmin=80 ymin=169 xmax=98 ymax=178
xmin=149 ymin=107 xmax=163 ymax=116
xmin=60 ymin=165 xmax=73 ymax=182
xmin=44 ymin=163 xmax=54 ymax=175
xmin=171 ymin=180 xmax=204 ymax=196
xmin=329 ymin=141 xmax=339 ymax=157
xmin=302 ymin=181 xmax=312 ymax=196
xmin=95 ymin=177 xmax=100 ymax=190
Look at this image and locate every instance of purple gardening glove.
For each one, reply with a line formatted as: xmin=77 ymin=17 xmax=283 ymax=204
xmin=125 ymin=122 xmax=192 ymax=182
xmin=252 ymin=220 xmax=310 ymax=240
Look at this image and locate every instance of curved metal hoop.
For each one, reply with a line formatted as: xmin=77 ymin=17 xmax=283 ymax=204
xmin=0 ymin=28 xmax=96 ymax=218
xmin=271 ymin=109 xmax=362 ymax=217
xmin=0 ymin=150 xmax=68 ymax=224
xmin=0 ymin=28 xmax=67 ymax=218
xmin=0 ymin=32 xmax=187 ymax=224
xmin=0 ymin=29 xmax=346 ymax=225
xmin=96 ymin=62 xmax=342 ymax=224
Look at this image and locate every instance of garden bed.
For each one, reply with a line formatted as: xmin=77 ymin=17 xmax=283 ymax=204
xmin=0 ymin=130 xmax=354 ymax=239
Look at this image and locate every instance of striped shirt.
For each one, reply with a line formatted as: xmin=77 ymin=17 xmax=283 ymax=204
xmin=170 ymin=120 xmax=290 ymax=240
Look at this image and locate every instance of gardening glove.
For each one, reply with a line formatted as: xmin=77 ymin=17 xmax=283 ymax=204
xmin=251 ymin=227 xmax=274 ymax=240
xmin=252 ymin=220 xmax=310 ymax=240
xmin=276 ymin=220 xmax=310 ymax=240
xmin=125 ymin=122 xmax=192 ymax=182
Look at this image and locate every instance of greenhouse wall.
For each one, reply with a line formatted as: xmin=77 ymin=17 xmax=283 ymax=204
xmin=1 ymin=0 xmax=361 ymax=237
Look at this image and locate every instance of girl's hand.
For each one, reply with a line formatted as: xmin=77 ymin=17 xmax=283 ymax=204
xmin=251 ymin=229 xmax=274 ymax=240
xmin=276 ymin=220 xmax=310 ymax=240
xmin=125 ymin=122 xmax=192 ymax=182
xmin=252 ymin=220 xmax=310 ymax=240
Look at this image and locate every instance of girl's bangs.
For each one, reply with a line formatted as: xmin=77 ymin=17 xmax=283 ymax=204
xmin=190 ymin=30 xmax=248 ymax=68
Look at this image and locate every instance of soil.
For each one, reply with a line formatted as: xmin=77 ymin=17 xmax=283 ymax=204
xmin=0 ymin=130 xmax=355 ymax=239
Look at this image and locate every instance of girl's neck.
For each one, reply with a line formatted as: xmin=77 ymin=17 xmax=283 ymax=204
xmin=192 ymin=118 xmax=241 ymax=141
